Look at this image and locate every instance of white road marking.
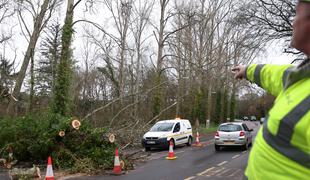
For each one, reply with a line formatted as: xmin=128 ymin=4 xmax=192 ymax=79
xmin=184 ymin=176 xmax=196 ymax=180
xmin=232 ymin=154 xmax=240 ymax=159
xmin=217 ymin=161 xmax=227 ymax=166
xmin=216 ymin=168 xmax=231 ymax=176
xmin=197 ymin=167 xmax=215 ymax=176
xmin=228 ymin=169 xmax=242 ymax=177
xmin=206 ymin=167 xmax=225 ymax=176
xmin=242 ymin=151 xmax=247 ymax=154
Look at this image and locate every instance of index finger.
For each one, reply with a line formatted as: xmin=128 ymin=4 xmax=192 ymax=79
xmin=231 ymin=66 xmax=240 ymax=71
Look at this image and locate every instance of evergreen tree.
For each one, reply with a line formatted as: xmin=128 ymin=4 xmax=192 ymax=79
xmin=222 ymin=89 xmax=228 ymax=122
xmin=193 ymin=88 xmax=206 ymax=124
xmin=0 ymin=56 xmax=15 ymax=101
xmin=36 ymin=22 xmax=62 ymax=96
xmin=229 ymin=93 xmax=236 ymax=121
xmin=214 ymin=90 xmax=222 ymax=124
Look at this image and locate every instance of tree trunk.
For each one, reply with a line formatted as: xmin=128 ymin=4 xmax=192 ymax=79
xmin=28 ymin=55 xmax=35 ymax=113
xmin=119 ymin=27 xmax=127 ymax=101
xmin=134 ymin=32 xmax=142 ymax=117
xmin=6 ymin=0 xmax=50 ymax=116
xmin=52 ymin=0 xmax=76 ymax=116
xmin=230 ymin=80 xmax=236 ymax=121
xmin=153 ymin=0 xmax=168 ymax=116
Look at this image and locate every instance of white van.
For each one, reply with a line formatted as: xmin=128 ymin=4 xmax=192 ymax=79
xmin=141 ymin=119 xmax=193 ymax=151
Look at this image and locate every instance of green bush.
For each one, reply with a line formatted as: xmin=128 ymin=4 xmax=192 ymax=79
xmin=0 ymin=112 xmax=117 ymax=172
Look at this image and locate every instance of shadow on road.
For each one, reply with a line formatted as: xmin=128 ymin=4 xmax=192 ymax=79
xmin=216 ymin=145 xmax=251 ymax=152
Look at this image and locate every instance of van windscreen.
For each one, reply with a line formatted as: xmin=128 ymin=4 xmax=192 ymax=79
xmin=150 ymin=122 xmax=174 ymax=132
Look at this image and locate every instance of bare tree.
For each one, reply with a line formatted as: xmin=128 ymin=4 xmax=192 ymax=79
xmin=130 ymin=0 xmax=154 ymax=116
xmin=153 ymin=0 xmax=185 ymax=117
xmin=0 ymin=0 xmax=15 ymax=44
xmin=7 ymin=0 xmax=60 ymax=115
xmin=103 ymin=0 xmax=134 ymax=100
xmin=165 ymin=0 xmax=268 ymax=125
xmin=238 ymin=0 xmax=297 ymax=53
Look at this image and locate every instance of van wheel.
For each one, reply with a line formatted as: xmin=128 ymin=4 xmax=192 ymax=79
xmin=187 ymin=136 xmax=192 ymax=146
xmin=145 ymin=147 xmax=151 ymax=151
xmin=169 ymin=139 xmax=176 ymax=149
xmin=215 ymin=144 xmax=220 ymax=151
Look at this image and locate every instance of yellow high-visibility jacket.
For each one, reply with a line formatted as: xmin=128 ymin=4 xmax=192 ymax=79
xmin=244 ymin=63 xmax=310 ymax=180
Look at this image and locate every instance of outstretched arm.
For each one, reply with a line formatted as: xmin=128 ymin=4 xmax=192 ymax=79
xmin=232 ymin=64 xmax=293 ymax=96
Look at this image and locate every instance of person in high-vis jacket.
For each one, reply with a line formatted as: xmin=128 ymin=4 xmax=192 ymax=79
xmin=232 ymin=1 xmax=310 ymax=179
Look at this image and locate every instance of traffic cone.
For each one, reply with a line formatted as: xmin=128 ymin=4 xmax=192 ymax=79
xmin=113 ymin=148 xmax=123 ymax=175
xmin=166 ymin=140 xmax=177 ymax=160
xmin=193 ymin=131 xmax=203 ymax=147
xmin=45 ymin=156 xmax=54 ymax=180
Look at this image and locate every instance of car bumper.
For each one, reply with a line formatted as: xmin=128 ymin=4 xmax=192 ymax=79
xmin=214 ymin=138 xmax=246 ymax=146
xmin=141 ymin=138 xmax=170 ymax=149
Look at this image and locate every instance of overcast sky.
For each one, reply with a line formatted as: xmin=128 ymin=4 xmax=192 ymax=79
xmin=259 ymin=41 xmax=296 ymax=65
xmin=0 ymin=0 xmax=298 ymax=73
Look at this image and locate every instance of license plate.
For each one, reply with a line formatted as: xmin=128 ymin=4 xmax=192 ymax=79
xmin=224 ymin=141 xmax=235 ymax=145
xmin=147 ymin=141 xmax=155 ymax=144
xmin=224 ymin=140 xmax=234 ymax=142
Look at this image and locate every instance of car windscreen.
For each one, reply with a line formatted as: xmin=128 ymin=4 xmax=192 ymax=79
xmin=218 ymin=124 xmax=242 ymax=132
xmin=150 ymin=122 xmax=174 ymax=132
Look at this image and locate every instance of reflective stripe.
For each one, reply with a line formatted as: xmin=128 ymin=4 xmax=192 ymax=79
xmin=254 ymin=64 xmax=265 ymax=87
xmin=277 ymin=95 xmax=310 ymax=141
xmin=282 ymin=67 xmax=293 ymax=88
xmin=263 ymin=96 xmax=310 ymax=168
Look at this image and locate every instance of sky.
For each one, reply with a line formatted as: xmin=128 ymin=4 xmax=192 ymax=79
xmin=259 ymin=42 xmax=296 ymax=65
xmin=0 ymin=0 xmax=299 ymax=74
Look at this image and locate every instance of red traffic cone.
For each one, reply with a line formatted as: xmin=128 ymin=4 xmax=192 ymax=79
xmin=113 ymin=148 xmax=123 ymax=175
xmin=45 ymin=156 xmax=54 ymax=180
xmin=166 ymin=140 xmax=177 ymax=160
xmin=193 ymin=131 xmax=203 ymax=147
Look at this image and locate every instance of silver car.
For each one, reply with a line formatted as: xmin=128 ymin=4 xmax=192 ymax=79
xmin=214 ymin=122 xmax=253 ymax=151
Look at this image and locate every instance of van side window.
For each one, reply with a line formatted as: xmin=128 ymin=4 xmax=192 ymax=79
xmin=173 ymin=122 xmax=180 ymax=133
xmin=186 ymin=122 xmax=192 ymax=130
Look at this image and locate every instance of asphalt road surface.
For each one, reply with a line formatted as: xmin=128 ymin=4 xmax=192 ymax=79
xmin=67 ymin=121 xmax=260 ymax=180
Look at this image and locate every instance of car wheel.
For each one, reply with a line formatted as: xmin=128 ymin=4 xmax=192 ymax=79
xmin=242 ymin=142 xmax=248 ymax=151
xmin=187 ymin=136 xmax=192 ymax=146
xmin=145 ymin=147 xmax=151 ymax=151
xmin=215 ymin=144 xmax=220 ymax=151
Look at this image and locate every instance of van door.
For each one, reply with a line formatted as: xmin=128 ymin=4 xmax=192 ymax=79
xmin=184 ymin=121 xmax=192 ymax=141
xmin=180 ymin=122 xmax=189 ymax=144
xmin=172 ymin=122 xmax=182 ymax=145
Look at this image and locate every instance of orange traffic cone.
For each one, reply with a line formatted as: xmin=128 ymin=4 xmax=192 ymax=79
xmin=166 ymin=140 xmax=177 ymax=160
xmin=194 ymin=131 xmax=203 ymax=147
xmin=45 ymin=156 xmax=54 ymax=180
xmin=113 ymin=148 xmax=123 ymax=175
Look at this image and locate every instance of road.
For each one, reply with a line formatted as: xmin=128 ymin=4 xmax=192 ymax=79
xmin=67 ymin=121 xmax=260 ymax=180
